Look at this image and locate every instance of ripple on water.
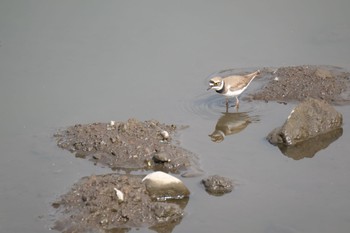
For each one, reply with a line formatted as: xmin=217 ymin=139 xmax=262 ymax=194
xmin=185 ymin=67 xmax=264 ymax=120
xmin=183 ymin=91 xmax=263 ymax=121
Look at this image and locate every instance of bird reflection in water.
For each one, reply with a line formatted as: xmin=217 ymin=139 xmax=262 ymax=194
xmin=209 ymin=112 xmax=258 ymax=142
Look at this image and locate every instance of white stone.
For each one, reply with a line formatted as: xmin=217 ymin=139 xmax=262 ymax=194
xmin=142 ymin=171 xmax=181 ymax=184
xmin=142 ymin=171 xmax=190 ymax=200
xmin=160 ymin=130 xmax=169 ymax=140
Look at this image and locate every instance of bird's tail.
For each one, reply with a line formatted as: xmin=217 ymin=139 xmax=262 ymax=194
xmin=246 ymin=70 xmax=260 ymax=79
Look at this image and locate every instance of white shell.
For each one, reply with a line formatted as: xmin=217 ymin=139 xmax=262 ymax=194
xmin=287 ymin=109 xmax=295 ymax=120
xmin=113 ymin=188 xmax=124 ymax=201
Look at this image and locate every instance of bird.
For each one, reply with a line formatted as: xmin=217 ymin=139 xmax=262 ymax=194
xmin=207 ymin=70 xmax=260 ymax=110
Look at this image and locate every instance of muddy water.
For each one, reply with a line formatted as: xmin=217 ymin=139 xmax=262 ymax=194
xmin=1 ymin=1 xmax=350 ymax=233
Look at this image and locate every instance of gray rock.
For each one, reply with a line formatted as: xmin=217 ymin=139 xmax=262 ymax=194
xmin=202 ymin=175 xmax=233 ymax=196
xmin=267 ymin=98 xmax=342 ymax=145
xmin=153 ymin=152 xmax=171 ymax=163
xmin=142 ymin=171 xmax=190 ymax=201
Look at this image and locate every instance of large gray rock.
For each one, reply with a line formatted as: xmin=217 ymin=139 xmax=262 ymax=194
xmin=267 ymin=98 xmax=343 ymax=146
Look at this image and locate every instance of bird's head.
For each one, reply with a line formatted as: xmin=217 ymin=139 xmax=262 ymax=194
xmin=207 ymin=77 xmax=223 ymax=91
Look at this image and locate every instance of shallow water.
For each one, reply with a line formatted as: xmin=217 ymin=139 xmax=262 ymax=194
xmin=1 ymin=1 xmax=350 ymax=233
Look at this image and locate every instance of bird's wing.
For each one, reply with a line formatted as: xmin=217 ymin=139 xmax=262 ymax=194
xmin=226 ymin=76 xmax=249 ymax=91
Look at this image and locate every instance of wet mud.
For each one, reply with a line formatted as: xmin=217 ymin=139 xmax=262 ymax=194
xmin=252 ymin=65 xmax=350 ymax=105
xmin=52 ymin=173 xmax=188 ymax=233
xmin=54 ymin=119 xmax=198 ymax=174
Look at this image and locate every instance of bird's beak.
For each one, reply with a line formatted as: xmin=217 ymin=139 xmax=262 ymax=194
xmin=207 ymin=84 xmax=213 ymax=91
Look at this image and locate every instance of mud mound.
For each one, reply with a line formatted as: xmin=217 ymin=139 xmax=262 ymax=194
xmin=54 ymin=119 xmax=198 ymax=174
xmin=252 ymin=65 xmax=350 ymax=104
xmin=52 ymin=173 xmax=188 ymax=233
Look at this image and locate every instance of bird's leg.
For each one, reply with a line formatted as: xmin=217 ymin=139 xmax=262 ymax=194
xmin=225 ymin=97 xmax=229 ymax=112
xmin=235 ymin=96 xmax=240 ymax=110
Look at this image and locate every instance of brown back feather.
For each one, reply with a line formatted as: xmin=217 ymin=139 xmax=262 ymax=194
xmin=224 ymin=71 xmax=259 ymax=91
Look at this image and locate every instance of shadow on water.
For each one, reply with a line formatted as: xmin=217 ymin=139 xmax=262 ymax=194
xmin=275 ymin=128 xmax=343 ymax=160
xmin=209 ymin=112 xmax=259 ymax=143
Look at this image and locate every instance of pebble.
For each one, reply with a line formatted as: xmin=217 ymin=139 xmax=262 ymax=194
xmin=153 ymin=152 xmax=171 ymax=163
xmin=160 ymin=130 xmax=169 ymax=140
xmin=202 ymin=175 xmax=233 ymax=196
xmin=107 ymin=121 xmax=116 ymax=130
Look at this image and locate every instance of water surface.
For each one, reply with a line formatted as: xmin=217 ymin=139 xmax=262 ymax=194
xmin=1 ymin=1 xmax=350 ymax=233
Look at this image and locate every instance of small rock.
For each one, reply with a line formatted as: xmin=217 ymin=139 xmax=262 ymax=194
xmin=100 ymin=218 xmax=108 ymax=225
xmin=107 ymin=121 xmax=116 ymax=130
xmin=92 ymin=153 xmax=102 ymax=160
xmin=202 ymin=175 xmax=233 ymax=196
xmin=315 ymin=68 xmax=332 ymax=78
xmin=118 ymin=123 xmax=127 ymax=132
xmin=81 ymin=195 xmax=87 ymax=202
xmin=51 ymin=202 xmax=61 ymax=209
xmin=75 ymin=151 xmax=87 ymax=158
xmin=142 ymin=171 xmax=190 ymax=200
xmin=110 ymin=137 xmax=117 ymax=143
xmin=153 ymin=152 xmax=171 ymax=163
xmin=160 ymin=130 xmax=170 ymax=140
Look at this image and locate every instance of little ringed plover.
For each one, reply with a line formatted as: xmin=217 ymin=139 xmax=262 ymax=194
xmin=207 ymin=70 xmax=260 ymax=110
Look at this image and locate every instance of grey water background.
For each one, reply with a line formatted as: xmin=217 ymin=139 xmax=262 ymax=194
xmin=1 ymin=1 xmax=350 ymax=232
